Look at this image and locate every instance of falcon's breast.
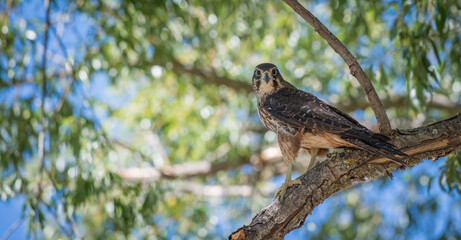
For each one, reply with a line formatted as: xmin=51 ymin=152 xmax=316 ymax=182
xmin=257 ymin=101 xmax=300 ymax=137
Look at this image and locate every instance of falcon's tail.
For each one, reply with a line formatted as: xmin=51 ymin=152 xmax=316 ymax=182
xmin=343 ymin=137 xmax=414 ymax=166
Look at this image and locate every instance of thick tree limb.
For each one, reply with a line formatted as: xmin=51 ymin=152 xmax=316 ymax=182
xmin=229 ymin=114 xmax=461 ymax=240
xmin=283 ymin=0 xmax=392 ymax=135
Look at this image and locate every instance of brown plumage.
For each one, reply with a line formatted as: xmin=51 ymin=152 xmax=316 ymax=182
xmin=252 ymin=63 xmax=412 ymax=199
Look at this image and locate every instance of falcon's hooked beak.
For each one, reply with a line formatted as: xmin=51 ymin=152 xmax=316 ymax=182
xmin=262 ymin=72 xmax=270 ymax=83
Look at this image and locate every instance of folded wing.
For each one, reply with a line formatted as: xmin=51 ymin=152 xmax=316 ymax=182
xmin=263 ymin=87 xmax=411 ymax=164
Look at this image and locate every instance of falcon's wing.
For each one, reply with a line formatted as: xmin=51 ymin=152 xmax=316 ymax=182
xmin=263 ymin=87 xmax=413 ymax=164
xmin=262 ymin=87 xmax=377 ymax=141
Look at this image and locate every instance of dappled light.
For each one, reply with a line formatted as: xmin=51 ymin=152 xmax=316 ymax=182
xmin=0 ymin=0 xmax=460 ymax=239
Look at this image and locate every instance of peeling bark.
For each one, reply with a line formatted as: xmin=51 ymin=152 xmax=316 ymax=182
xmin=229 ymin=114 xmax=461 ymax=240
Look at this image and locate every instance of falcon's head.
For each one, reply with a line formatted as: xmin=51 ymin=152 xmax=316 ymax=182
xmin=252 ymin=63 xmax=288 ymax=98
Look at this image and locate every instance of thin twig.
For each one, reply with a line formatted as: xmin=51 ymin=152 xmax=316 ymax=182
xmin=112 ymin=139 xmax=152 ymax=161
xmin=170 ymin=60 xmax=253 ymax=92
xmin=66 ymin=215 xmax=82 ymax=240
xmin=43 ymin=170 xmax=82 ymax=238
xmin=282 ymin=0 xmax=392 ymax=135
xmin=49 ymin=26 xmax=76 ymax=114
xmin=0 ymin=217 xmax=25 ymax=240
xmin=34 ymin=0 xmax=51 ymax=235
xmin=38 ymin=0 xmax=51 ymax=179
xmin=44 ymin=174 xmax=82 ymax=239
xmin=39 ymin=202 xmax=74 ymax=238
xmin=41 ymin=0 xmax=51 ymax=117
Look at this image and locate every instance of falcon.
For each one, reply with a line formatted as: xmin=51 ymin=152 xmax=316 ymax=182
xmin=252 ymin=63 xmax=413 ymax=200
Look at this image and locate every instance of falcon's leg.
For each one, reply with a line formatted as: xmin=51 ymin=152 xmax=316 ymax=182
xmin=294 ymin=148 xmax=319 ymax=182
xmin=307 ymin=148 xmax=319 ymax=171
xmin=275 ymin=162 xmax=301 ymax=200
xmin=275 ymin=132 xmax=301 ymax=200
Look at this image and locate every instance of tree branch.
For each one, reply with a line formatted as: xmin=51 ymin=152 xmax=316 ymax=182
xmin=282 ymin=0 xmax=392 ymax=135
xmin=162 ymin=60 xmax=461 ymax=116
xmin=170 ymin=60 xmax=253 ymax=93
xmin=335 ymin=94 xmax=461 ymax=116
xmin=37 ymin=0 xmax=51 ymax=200
xmin=50 ymin=26 xmax=76 ymax=115
xmin=164 ymin=59 xmax=460 ymax=118
xmin=229 ymin=114 xmax=461 ymax=240
xmin=38 ymin=0 xmax=51 ymax=171
xmin=174 ymin=182 xmax=273 ymax=197
xmin=34 ymin=0 xmax=51 ymax=237
xmin=0 ymin=217 xmax=24 ymax=240
xmin=118 ymin=145 xmax=283 ymax=182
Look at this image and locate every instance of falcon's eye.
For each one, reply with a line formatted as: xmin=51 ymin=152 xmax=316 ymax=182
xmin=255 ymin=70 xmax=261 ymax=76
xmin=271 ymin=69 xmax=277 ymax=75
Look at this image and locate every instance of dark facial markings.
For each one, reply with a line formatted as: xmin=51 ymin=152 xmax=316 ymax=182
xmin=272 ymin=76 xmax=279 ymax=89
xmin=253 ymin=69 xmax=261 ymax=91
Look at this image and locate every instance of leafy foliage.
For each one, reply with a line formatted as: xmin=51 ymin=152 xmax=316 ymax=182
xmin=440 ymin=151 xmax=461 ymax=193
xmin=0 ymin=0 xmax=460 ymax=239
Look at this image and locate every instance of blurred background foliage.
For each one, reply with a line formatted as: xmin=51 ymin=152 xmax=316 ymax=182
xmin=0 ymin=0 xmax=460 ymax=239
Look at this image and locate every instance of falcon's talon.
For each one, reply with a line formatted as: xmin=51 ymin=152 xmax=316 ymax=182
xmin=274 ymin=162 xmax=300 ymax=200
xmin=275 ymin=179 xmax=302 ymax=200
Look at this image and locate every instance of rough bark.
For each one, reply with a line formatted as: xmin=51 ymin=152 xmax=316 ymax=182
xmin=229 ymin=114 xmax=461 ymax=240
xmin=282 ymin=0 xmax=392 ymax=135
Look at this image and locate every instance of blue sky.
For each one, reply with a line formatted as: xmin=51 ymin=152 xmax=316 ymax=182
xmin=1 ymin=0 xmax=460 ymax=239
